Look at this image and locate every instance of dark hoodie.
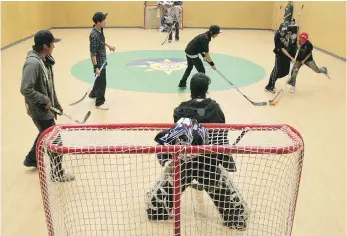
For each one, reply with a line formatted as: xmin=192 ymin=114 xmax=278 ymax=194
xmin=173 ymin=98 xmax=225 ymax=124
xmin=20 ymin=50 xmax=62 ymax=120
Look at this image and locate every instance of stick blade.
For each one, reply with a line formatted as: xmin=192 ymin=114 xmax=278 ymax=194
xmin=69 ymin=93 xmax=88 ymax=106
xmin=82 ymin=111 xmax=92 ymax=123
xmin=252 ymin=101 xmax=268 ymax=106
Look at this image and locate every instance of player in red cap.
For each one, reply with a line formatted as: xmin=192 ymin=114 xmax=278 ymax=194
xmin=287 ymin=32 xmax=331 ymax=93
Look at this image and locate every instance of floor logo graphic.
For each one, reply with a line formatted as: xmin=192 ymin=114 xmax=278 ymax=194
xmin=126 ymin=58 xmax=187 ymax=75
xmin=71 ymin=50 xmax=266 ymax=93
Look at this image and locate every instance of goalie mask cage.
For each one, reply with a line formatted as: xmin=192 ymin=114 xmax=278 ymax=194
xmin=37 ymin=123 xmax=304 ymax=236
xmin=144 ymin=3 xmax=183 ymax=30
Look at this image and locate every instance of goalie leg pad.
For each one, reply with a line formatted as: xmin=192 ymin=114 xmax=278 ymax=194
xmin=205 ymin=164 xmax=249 ymax=231
xmin=146 ymin=164 xmax=174 ymax=220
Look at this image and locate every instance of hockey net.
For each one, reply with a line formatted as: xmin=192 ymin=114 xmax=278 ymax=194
xmin=144 ymin=3 xmax=183 ymax=30
xmin=37 ymin=123 xmax=304 ymax=236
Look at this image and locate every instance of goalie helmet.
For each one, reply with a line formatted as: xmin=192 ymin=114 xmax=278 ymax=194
xmin=155 ymin=118 xmax=209 ymax=146
xmin=279 ymin=22 xmax=289 ymax=35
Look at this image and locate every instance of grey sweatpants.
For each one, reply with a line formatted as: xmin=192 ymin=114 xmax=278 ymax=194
xmin=288 ymin=59 xmax=328 ymax=86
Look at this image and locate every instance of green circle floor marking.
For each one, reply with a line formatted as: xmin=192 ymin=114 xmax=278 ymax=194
xmin=71 ymin=50 xmax=266 ymax=93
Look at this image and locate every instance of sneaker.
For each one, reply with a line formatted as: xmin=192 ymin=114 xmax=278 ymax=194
xmin=96 ymin=103 xmax=109 ymax=110
xmin=323 ymin=67 xmax=332 ymax=79
xmin=175 ymin=38 xmax=179 ymax=41
xmin=264 ymin=87 xmax=275 ymax=93
xmin=178 ymin=80 xmax=187 ymax=88
xmin=168 ymin=40 xmax=172 ymax=43
xmin=23 ymin=158 xmax=37 ymax=168
xmin=51 ymin=171 xmax=75 ymax=182
xmin=289 ymin=86 xmax=295 ymax=93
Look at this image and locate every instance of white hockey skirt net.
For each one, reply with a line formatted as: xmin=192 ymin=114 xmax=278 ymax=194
xmin=37 ymin=123 xmax=304 ymax=236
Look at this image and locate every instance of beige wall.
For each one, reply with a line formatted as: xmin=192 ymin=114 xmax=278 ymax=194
xmin=1 ymin=1 xmax=52 ymax=48
xmin=51 ymin=1 xmax=144 ymax=28
xmin=183 ymin=1 xmax=273 ymax=29
xmin=1 ymin=1 xmax=346 ymax=59
xmin=272 ymin=1 xmax=346 ymax=58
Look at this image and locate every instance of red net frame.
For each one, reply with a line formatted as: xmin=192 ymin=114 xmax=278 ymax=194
xmin=144 ymin=3 xmax=184 ymax=30
xmin=37 ymin=123 xmax=304 ymax=236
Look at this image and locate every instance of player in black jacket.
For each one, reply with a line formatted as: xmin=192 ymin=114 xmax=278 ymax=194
xmin=178 ymin=25 xmax=221 ymax=88
xmin=265 ymin=22 xmax=296 ymax=93
xmin=287 ymin=32 xmax=331 ymax=93
xmin=146 ymin=73 xmax=249 ymax=231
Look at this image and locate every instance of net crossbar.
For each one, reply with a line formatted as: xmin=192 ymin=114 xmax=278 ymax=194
xmin=37 ymin=123 xmax=304 ymax=236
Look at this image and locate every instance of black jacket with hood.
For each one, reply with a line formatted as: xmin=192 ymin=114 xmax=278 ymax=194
xmin=173 ymin=98 xmax=225 ymax=124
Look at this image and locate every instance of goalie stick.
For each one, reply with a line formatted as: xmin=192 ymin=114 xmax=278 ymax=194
xmin=51 ymin=107 xmax=91 ymax=124
xmin=216 ymin=70 xmax=268 ymax=106
xmin=69 ymin=60 xmax=107 ymax=106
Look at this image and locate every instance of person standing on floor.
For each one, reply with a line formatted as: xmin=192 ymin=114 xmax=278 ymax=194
xmin=167 ymin=1 xmax=182 ymax=43
xmin=287 ymin=32 xmax=331 ymax=93
xmin=178 ymin=25 xmax=221 ymax=88
xmin=264 ymin=22 xmax=296 ymax=93
xmin=89 ymin=12 xmax=115 ymax=110
xmin=20 ymin=30 xmax=75 ymax=182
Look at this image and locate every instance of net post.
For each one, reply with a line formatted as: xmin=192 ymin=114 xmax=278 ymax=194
xmin=289 ymin=148 xmax=305 ymax=235
xmin=36 ymin=125 xmax=56 ymax=236
xmin=173 ymin=153 xmax=181 ymax=236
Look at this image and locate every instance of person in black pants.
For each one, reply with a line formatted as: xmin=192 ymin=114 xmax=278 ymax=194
xmin=89 ymin=12 xmax=115 ymax=110
xmin=20 ymin=30 xmax=74 ymax=182
xmin=178 ymin=25 xmax=221 ymax=88
xmin=147 ymin=73 xmax=249 ymax=231
xmin=265 ymin=22 xmax=296 ymax=93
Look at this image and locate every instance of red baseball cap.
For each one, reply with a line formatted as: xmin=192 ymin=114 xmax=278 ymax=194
xmin=299 ymin=32 xmax=309 ymax=43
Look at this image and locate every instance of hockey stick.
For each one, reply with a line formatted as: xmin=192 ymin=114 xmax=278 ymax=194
xmin=68 ymin=60 xmax=107 ymax=106
xmin=232 ymin=127 xmax=251 ymax=145
xmin=51 ymin=107 xmax=91 ymax=124
xmin=269 ymin=49 xmax=299 ymax=106
xmin=161 ymin=14 xmax=181 ymax=45
xmin=296 ymin=5 xmax=305 ymax=27
xmin=276 ymin=4 xmax=282 ymax=27
xmin=216 ymin=70 xmax=268 ymax=106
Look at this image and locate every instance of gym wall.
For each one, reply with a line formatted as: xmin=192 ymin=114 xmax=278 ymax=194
xmin=51 ymin=2 xmax=144 ymax=28
xmin=1 ymin=1 xmax=52 ymax=48
xmin=1 ymin=1 xmax=346 ymax=59
xmin=181 ymin=1 xmax=273 ymax=29
xmin=272 ymin=1 xmax=346 ymax=59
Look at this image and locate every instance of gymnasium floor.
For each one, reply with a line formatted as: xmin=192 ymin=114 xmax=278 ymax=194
xmin=1 ymin=28 xmax=346 ymax=236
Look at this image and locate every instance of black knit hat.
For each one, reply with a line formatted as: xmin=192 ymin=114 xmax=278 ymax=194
xmin=190 ymin=73 xmax=211 ymax=98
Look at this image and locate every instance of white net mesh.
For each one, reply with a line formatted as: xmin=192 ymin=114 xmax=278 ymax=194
xmin=144 ymin=4 xmax=183 ymax=30
xmin=37 ymin=124 xmax=304 ymax=236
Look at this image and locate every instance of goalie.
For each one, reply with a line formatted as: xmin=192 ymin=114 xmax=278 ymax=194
xmin=146 ymin=73 xmax=249 ymax=230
